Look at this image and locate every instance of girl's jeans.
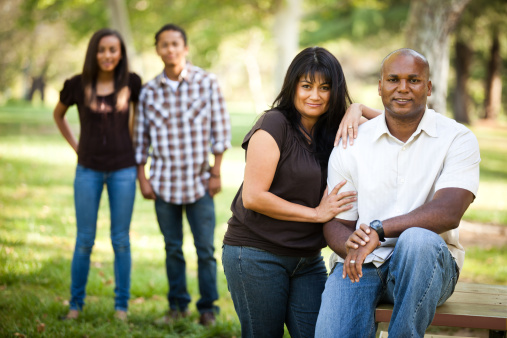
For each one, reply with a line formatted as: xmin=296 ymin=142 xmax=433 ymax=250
xmin=69 ymin=164 xmax=136 ymax=311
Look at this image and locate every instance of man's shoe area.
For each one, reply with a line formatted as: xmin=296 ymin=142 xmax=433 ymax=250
xmin=155 ymin=309 xmax=191 ymax=325
xmin=199 ymin=312 xmax=216 ymax=327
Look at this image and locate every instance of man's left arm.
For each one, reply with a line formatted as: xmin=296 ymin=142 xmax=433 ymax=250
xmin=384 ymin=128 xmax=480 ymax=237
xmin=382 ymin=187 xmax=474 ymax=237
xmin=208 ymin=75 xmax=231 ymax=197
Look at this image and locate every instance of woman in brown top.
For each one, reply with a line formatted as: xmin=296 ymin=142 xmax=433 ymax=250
xmin=53 ymin=29 xmax=141 ymax=321
xmin=222 ymin=47 xmax=359 ymax=337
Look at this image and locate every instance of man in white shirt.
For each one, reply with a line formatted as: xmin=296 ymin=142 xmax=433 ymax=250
xmin=315 ymin=48 xmax=480 ymax=337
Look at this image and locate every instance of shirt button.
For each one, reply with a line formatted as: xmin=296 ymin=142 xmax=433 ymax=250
xmin=402 ymin=147 xmax=406 ymax=151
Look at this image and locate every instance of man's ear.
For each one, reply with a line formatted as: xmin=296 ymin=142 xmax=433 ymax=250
xmin=378 ymin=79 xmax=382 ymax=96
xmin=427 ymin=80 xmax=432 ymax=97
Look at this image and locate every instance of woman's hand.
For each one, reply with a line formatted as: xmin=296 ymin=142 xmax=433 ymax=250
xmin=314 ymin=180 xmax=357 ymax=223
xmin=335 ymin=103 xmax=383 ymax=148
xmin=335 ymin=103 xmax=363 ymax=148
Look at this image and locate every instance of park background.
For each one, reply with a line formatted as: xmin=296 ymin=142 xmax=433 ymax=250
xmin=0 ymin=0 xmax=506 ymax=337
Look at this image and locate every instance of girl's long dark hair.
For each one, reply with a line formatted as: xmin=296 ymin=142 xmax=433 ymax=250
xmin=81 ymin=28 xmax=129 ymax=108
xmin=271 ymin=47 xmax=352 ymax=173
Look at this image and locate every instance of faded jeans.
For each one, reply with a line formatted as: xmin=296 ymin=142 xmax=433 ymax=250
xmin=70 ymin=164 xmax=136 ymax=311
xmin=315 ymin=227 xmax=459 ymax=338
xmin=154 ymin=192 xmax=219 ymax=314
xmin=222 ymin=244 xmax=328 ymax=338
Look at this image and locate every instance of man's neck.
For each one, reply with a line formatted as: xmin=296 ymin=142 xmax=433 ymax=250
xmin=385 ymin=114 xmax=424 ymax=143
xmin=164 ymin=61 xmax=186 ymax=81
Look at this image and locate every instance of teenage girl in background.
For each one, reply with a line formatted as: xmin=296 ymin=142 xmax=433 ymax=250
xmin=53 ymin=28 xmax=141 ymax=321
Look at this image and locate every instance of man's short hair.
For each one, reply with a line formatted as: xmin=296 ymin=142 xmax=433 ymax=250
xmin=380 ymin=48 xmax=430 ymax=79
xmin=155 ymin=23 xmax=187 ymax=46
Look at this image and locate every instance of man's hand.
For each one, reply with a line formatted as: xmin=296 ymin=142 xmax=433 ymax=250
xmin=343 ymin=229 xmax=379 ymax=282
xmin=346 ymin=223 xmax=375 ymax=251
xmin=208 ymin=176 xmax=222 ymax=197
xmin=137 ymin=164 xmax=156 ymax=200
xmin=139 ymin=178 xmax=156 ymax=200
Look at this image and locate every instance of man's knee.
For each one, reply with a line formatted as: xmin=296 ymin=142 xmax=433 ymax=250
xmin=397 ymin=227 xmax=444 ymax=254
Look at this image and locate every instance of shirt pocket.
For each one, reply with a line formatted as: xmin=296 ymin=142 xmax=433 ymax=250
xmin=184 ymin=98 xmax=208 ymax=121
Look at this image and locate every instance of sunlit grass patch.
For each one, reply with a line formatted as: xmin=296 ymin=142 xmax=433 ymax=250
xmin=460 ymin=246 xmax=507 ymax=284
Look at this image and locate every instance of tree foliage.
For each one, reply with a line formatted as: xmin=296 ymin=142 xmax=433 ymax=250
xmin=300 ymin=0 xmax=410 ymax=46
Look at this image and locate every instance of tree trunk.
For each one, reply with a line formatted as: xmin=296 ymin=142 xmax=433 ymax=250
xmin=453 ymin=40 xmax=472 ymax=124
xmin=405 ymin=0 xmax=471 ymax=116
xmin=107 ymin=0 xmax=141 ymax=73
xmin=26 ymin=75 xmax=46 ymax=102
xmin=483 ymin=29 xmax=502 ymax=120
xmin=272 ymin=0 xmax=302 ymax=95
xmin=244 ymin=31 xmax=268 ymax=113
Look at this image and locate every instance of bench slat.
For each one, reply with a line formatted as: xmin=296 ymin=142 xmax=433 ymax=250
xmin=376 ymin=283 xmax=507 ymax=331
xmin=444 ymin=292 xmax=507 ymax=305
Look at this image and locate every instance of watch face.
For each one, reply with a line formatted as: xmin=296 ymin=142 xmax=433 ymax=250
xmin=370 ymin=220 xmax=382 ymax=230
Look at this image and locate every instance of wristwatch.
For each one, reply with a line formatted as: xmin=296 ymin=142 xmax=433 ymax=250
xmin=369 ymin=220 xmax=385 ymax=242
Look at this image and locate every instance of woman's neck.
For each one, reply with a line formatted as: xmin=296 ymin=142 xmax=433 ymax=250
xmin=95 ymin=70 xmax=115 ymax=96
xmin=97 ymin=70 xmax=115 ymax=83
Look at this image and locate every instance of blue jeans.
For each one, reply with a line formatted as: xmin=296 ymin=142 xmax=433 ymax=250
xmin=222 ymin=244 xmax=328 ymax=338
xmin=70 ymin=164 xmax=136 ymax=312
xmin=154 ymin=193 xmax=218 ymax=314
xmin=315 ymin=228 xmax=459 ymax=338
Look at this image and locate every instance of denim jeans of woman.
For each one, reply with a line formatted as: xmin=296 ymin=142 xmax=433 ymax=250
xmin=222 ymin=244 xmax=328 ymax=338
xmin=70 ymin=164 xmax=136 ymax=312
xmin=154 ymin=192 xmax=219 ymax=314
xmin=315 ymin=228 xmax=459 ymax=338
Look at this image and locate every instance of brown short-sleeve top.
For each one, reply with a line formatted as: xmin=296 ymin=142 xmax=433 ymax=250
xmin=224 ymin=110 xmax=326 ymax=257
xmin=59 ymin=73 xmax=141 ymax=171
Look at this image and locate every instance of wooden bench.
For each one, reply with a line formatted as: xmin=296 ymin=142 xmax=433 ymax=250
xmin=375 ymin=283 xmax=507 ymax=338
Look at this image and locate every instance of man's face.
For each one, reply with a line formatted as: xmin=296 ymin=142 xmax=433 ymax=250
xmin=378 ymin=53 xmax=432 ymax=120
xmin=156 ymin=30 xmax=188 ymax=67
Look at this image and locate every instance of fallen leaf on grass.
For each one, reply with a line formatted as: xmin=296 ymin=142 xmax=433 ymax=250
xmin=0 ymin=285 xmax=6 ymax=291
xmin=131 ymin=297 xmax=145 ymax=304
xmin=37 ymin=323 xmax=45 ymax=333
xmin=14 ymin=333 xmax=26 ymax=337
xmin=99 ymin=271 xmax=105 ymax=277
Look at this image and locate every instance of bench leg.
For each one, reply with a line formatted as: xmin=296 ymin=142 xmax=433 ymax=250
xmin=489 ymin=330 xmax=506 ymax=338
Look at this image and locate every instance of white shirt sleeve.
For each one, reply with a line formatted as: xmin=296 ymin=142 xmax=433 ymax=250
xmin=435 ymin=128 xmax=480 ymax=196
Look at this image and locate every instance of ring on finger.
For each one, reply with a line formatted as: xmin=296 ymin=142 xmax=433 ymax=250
xmin=347 ymin=125 xmax=353 ymax=129
xmin=350 ymin=260 xmax=356 ymax=264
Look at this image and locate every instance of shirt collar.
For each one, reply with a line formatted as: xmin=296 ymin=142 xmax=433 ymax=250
xmin=373 ymin=107 xmax=438 ymax=143
xmin=156 ymin=62 xmax=193 ymax=86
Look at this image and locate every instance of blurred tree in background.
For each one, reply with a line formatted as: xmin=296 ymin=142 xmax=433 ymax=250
xmin=451 ymin=0 xmax=506 ymax=123
xmin=0 ymin=0 xmax=504 ymax=123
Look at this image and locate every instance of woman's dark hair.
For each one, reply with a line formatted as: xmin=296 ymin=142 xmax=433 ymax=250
xmin=271 ymin=47 xmax=352 ymax=172
xmin=82 ymin=28 xmax=129 ymax=107
xmin=154 ymin=23 xmax=187 ymax=46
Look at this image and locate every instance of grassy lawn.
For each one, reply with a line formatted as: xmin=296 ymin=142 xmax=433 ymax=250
xmin=0 ymin=103 xmax=506 ymax=337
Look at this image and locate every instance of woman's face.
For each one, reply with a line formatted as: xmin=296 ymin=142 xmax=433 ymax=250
xmin=96 ymin=35 xmax=122 ymax=73
xmin=294 ymin=73 xmax=331 ymax=127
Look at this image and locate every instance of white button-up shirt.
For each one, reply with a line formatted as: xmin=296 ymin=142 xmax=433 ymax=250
xmin=327 ymin=108 xmax=480 ymax=271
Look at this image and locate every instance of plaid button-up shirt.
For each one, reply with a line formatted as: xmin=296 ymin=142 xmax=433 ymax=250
xmin=134 ymin=64 xmax=231 ymax=204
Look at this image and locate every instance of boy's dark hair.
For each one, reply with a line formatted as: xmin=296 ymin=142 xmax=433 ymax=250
xmin=155 ymin=24 xmax=187 ymax=46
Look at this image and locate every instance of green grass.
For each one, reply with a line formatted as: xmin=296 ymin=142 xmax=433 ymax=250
xmin=0 ymin=103 xmax=506 ymax=337
xmin=462 ymin=124 xmax=507 ymax=225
